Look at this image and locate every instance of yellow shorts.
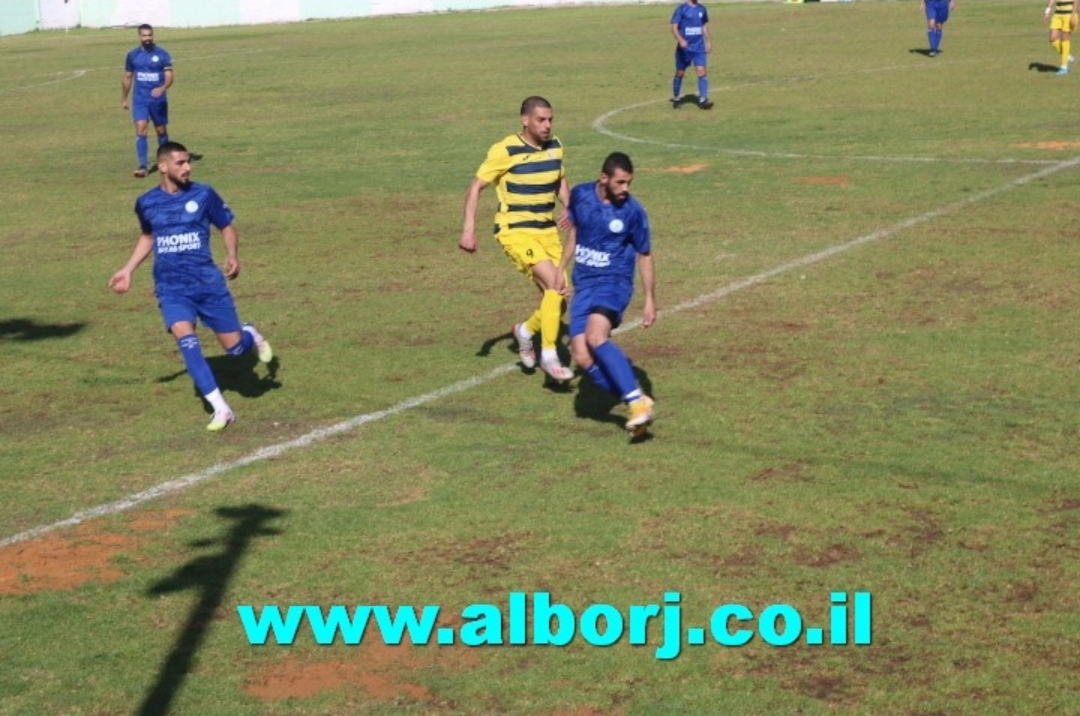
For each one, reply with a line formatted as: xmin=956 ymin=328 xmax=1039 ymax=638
xmin=498 ymin=231 xmax=563 ymax=278
xmin=1051 ymin=14 xmax=1076 ymax=32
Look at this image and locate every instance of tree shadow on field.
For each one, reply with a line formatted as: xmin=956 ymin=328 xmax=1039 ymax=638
xmin=136 ymin=504 xmax=287 ymax=716
xmin=0 ymin=318 xmax=86 ymax=341
xmin=573 ymin=363 xmax=654 ymax=442
xmin=1028 ymin=61 xmax=1063 ymax=73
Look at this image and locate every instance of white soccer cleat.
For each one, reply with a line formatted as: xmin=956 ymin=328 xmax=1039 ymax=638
xmin=206 ymin=408 xmax=235 ymax=432
xmin=540 ymin=358 xmax=573 ymax=383
xmin=513 ymin=323 xmax=536 ymax=369
xmin=242 ymin=322 xmax=273 ymax=363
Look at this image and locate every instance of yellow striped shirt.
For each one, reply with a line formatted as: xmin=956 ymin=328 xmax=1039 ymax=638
xmin=476 ymin=134 xmax=564 ymax=238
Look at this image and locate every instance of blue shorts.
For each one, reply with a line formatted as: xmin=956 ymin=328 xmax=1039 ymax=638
xmin=132 ymin=98 xmax=169 ymax=126
xmin=675 ymin=47 xmax=708 ymax=71
xmin=569 ymin=281 xmax=633 ymax=338
xmin=925 ymin=1 xmax=950 ymax=24
xmin=156 ymin=282 xmax=241 ymax=334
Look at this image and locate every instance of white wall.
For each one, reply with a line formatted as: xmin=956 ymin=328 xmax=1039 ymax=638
xmin=0 ymin=0 xmax=636 ymax=35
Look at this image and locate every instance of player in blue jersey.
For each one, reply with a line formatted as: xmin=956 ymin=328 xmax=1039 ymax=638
xmin=920 ymin=0 xmax=955 ymax=57
xmin=108 ymin=142 xmax=272 ymax=432
xmin=671 ymin=0 xmax=714 ymax=110
xmin=122 ymin=24 xmax=173 ymax=178
xmin=557 ymin=152 xmax=656 ymax=435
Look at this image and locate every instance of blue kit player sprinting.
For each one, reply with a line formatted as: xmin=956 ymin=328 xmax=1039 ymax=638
xmin=109 ymin=142 xmax=273 ymax=431
xmin=670 ymin=0 xmax=714 ymax=109
xmin=557 ymin=152 xmax=657 ymax=436
xmin=121 ymin=24 xmax=172 ymax=178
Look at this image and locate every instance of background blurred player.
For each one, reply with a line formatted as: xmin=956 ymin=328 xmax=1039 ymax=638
xmin=122 ymin=24 xmax=172 ymax=177
xmin=1044 ymin=0 xmax=1077 ymax=74
xmin=670 ymin=0 xmax=714 ymax=109
xmin=920 ymin=0 xmax=955 ymax=57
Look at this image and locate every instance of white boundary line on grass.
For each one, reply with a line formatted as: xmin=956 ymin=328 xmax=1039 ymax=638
xmin=593 ymin=99 xmax=1060 ymax=166
xmin=2 ymin=157 xmax=1077 ymax=550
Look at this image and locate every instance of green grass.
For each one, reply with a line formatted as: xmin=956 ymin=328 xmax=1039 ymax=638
xmin=1 ymin=1 xmax=1079 ymax=714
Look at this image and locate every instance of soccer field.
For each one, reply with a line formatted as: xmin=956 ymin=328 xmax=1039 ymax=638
xmin=1 ymin=2 xmax=1079 ymax=714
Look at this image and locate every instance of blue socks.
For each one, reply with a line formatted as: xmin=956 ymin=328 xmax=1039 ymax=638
xmin=929 ymin=29 xmax=942 ymax=52
xmin=584 ymin=364 xmax=614 ymax=394
xmin=177 ymin=334 xmax=218 ymax=397
xmin=135 ymin=135 xmax=148 ymax=168
xmin=225 ymin=330 xmax=254 ymax=357
xmin=591 ymin=341 xmax=641 ymax=403
xmin=157 ymin=132 xmax=169 ymax=147
xmin=698 ymin=76 xmax=709 ymax=100
xmin=673 ymin=76 xmax=683 ymax=98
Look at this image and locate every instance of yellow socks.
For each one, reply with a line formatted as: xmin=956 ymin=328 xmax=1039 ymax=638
xmin=539 ymin=290 xmax=563 ymax=351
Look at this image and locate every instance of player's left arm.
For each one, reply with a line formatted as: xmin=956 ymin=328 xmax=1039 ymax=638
xmin=556 ymin=176 xmax=572 ymax=231
xmin=221 ymin=224 xmax=240 ymax=279
xmin=704 ymin=23 xmax=712 ymax=54
xmin=638 ymin=252 xmax=656 ymax=328
xmin=152 ymin=67 xmax=173 ymax=98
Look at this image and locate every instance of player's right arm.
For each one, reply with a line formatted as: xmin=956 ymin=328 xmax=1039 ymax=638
xmin=121 ymin=71 xmax=133 ymax=110
xmin=671 ymin=21 xmax=688 ymax=49
xmin=459 ymin=176 xmax=489 ymax=253
xmin=109 ymin=233 xmax=154 ymax=294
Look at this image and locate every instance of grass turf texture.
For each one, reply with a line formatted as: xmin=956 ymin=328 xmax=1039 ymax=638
xmin=1 ymin=1 xmax=1079 ymax=713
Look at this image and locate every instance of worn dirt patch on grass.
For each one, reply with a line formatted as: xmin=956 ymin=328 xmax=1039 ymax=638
xmin=244 ymin=643 xmax=480 ymax=703
xmin=0 ymin=509 xmax=193 ymax=595
xmin=658 ymin=163 xmax=709 ymax=174
xmin=1011 ymin=141 xmax=1080 ymax=150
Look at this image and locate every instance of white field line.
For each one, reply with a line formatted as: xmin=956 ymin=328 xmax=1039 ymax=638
xmin=594 ymin=97 xmax=1059 ymax=167
xmin=2 ymin=162 xmax=1077 ymax=553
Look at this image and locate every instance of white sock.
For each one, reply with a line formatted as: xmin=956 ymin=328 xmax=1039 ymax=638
xmin=205 ymin=389 xmax=230 ymax=414
xmin=541 ymin=349 xmax=559 ymax=364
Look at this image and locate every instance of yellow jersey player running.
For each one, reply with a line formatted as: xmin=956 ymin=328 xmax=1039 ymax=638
xmin=1045 ymin=0 xmax=1079 ymax=75
xmin=460 ymin=96 xmax=573 ymax=382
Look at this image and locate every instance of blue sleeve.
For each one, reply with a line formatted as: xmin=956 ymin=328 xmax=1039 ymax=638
xmin=632 ymin=206 xmax=651 ymax=254
xmin=205 ymin=188 xmax=235 ymax=230
xmin=568 ymin=185 xmax=585 ymax=227
xmin=702 ymin=7 xmax=709 ymax=23
xmin=135 ymin=199 xmax=152 ymax=235
xmin=124 ymin=51 xmax=135 ymax=73
xmin=670 ymin=6 xmax=681 ymax=24
xmin=161 ymin=49 xmax=173 ymax=69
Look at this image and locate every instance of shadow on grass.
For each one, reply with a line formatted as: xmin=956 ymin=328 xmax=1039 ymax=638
xmin=476 ymin=322 xmax=573 ymax=376
xmin=0 ymin=318 xmax=86 ymax=341
xmin=1028 ymin=61 xmax=1064 ymax=73
xmin=158 ymin=353 xmax=282 ymax=401
xmin=908 ymin=48 xmax=940 ymax=57
xmin=136 ymin=504 xmax=287 ymax=716
xmin=573 ymin=363 xmax=654 ymax=437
